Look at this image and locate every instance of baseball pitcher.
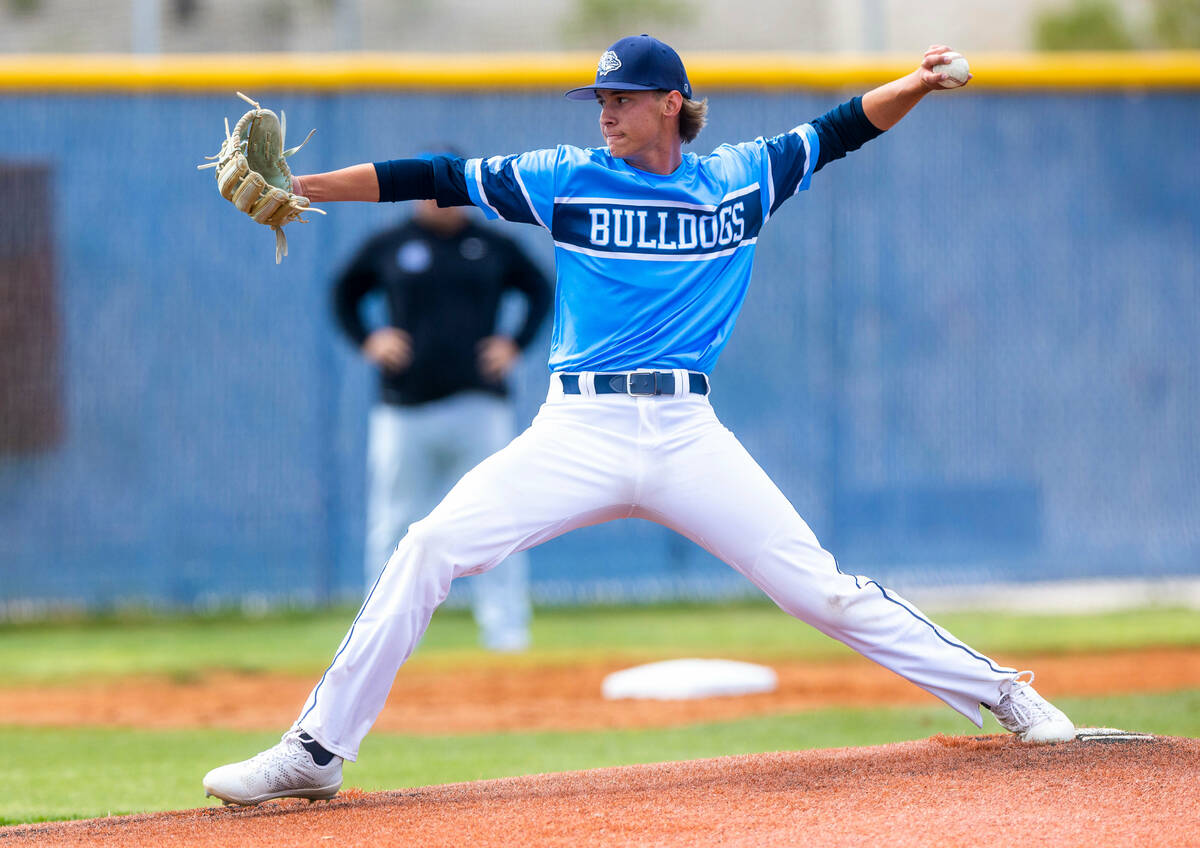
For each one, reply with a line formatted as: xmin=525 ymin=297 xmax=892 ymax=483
xmin=202 ymin=36 xmax=1074 ymax=807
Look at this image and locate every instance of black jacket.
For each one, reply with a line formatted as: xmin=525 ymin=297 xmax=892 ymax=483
xmin=333 ymin=218 xmax=552 ymax=406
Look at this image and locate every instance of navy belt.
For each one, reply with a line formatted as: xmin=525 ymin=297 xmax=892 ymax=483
xmin=558 ymin=371 xmax=710 ymax=397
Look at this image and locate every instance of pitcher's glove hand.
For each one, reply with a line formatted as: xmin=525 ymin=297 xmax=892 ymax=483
xmin=198 ymin=92 xmax=325 ymax=263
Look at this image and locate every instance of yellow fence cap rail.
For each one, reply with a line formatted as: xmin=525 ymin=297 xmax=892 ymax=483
xmin=1 ymin=51 xmax=1199 ymax=92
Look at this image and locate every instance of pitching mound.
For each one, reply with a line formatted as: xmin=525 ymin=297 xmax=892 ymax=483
xmin=4 ymin=733 xmax=1195 ymax=847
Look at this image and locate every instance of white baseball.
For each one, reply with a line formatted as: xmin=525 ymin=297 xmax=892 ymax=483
xmin=935 ymin=52 xmax=970 ymax=89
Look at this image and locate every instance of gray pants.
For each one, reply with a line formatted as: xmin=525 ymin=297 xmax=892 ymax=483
xmin=364 ymin=392 xmax=531 ymax=651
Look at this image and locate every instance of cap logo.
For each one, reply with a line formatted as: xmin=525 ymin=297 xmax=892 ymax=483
xmin=597 ymin=51 xmax=622 ymax=75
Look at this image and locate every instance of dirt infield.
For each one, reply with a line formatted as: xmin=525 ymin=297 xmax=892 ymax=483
xmin=1 ymin=646 xmax=1196 ymax=845
xmin=1 ymin=646 xmax=1197 ymax=733
xmin=3 ymin=733 xmax=1196 ymax=847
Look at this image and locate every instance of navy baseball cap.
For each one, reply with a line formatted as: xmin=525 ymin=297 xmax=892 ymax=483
xmin=565 ymin=34 xmax=693 ymax=101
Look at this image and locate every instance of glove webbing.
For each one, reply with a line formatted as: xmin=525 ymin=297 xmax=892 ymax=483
xmin=198 ymin=93 xmax=324 ymax=263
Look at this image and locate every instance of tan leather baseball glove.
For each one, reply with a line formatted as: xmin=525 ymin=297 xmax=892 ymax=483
xmin=198 ymin=92 xmax=325 ymax=263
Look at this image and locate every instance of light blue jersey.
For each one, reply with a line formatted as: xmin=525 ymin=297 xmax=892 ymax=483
xmin=463 ymin=124 xmax=820 ymax=374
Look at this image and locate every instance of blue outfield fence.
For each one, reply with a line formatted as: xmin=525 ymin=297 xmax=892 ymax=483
xmin=0 ymin=88 xmax=1197 ymax=612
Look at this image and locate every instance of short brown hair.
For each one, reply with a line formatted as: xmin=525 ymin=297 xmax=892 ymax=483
xmin=678 ymin=97 xmax=708 ymax=144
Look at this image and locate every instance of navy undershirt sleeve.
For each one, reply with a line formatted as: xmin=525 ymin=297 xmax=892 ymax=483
xmin=373 ymin=158 xmax=433 ymax=201
xmin=373 ymin=156 xmax=473 ymax=207
xmin=809 ymin=96 xmax=885 ymax=173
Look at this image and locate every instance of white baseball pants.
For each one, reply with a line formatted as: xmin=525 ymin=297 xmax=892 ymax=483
xmin=299 ymin=373 xmax=1017 ymax=761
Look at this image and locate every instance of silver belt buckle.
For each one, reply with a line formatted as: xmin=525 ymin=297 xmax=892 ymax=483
xmin=626 ymin=371 xmax=658 ymax=396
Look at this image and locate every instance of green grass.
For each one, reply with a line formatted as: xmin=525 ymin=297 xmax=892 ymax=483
xmin=1 ymin=689 xmax=1196 ymax=826
xmin=2 ymin=602 xmax=1198 ymax=683
xmin=0 ymin=602 xmax=1196 ymax=826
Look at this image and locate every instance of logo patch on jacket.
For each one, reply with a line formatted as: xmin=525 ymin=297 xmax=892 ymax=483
xmin=397 ymin=240 xmax=432 ymax=273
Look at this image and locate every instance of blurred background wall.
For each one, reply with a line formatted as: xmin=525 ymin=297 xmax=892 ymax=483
xmin=0 ymin=73 xmax=1196 ymax=613
xmin=1 ymin=1 xmax=1198 ymax=615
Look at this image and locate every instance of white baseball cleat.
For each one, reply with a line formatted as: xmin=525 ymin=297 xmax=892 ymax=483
xmin=203 ymin=729 xmax=343 ymax=806
xmin=990 ymin=671 xmax=1076 ymax=743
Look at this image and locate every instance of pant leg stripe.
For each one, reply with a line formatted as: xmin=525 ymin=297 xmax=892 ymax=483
xmin=836 ymin=563 xmax=1016 ymax=677
xmin=297 ymin=561 xmax=390 ymax=728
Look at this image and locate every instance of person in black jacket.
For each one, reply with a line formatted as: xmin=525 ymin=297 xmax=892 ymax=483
xmin=333 ymin=194 xmax=551 ymax=652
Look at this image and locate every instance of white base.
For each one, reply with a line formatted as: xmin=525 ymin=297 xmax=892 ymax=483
xmin=1074 ymin=727 xmax=1157 ymax=742
xmin=602 ymin=658 xmax=778 ymax=701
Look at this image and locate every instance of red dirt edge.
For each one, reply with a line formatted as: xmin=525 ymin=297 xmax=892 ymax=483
xmin=3 ymin=733 xmax=1196 ymax=848
xmin=2 ymin=646 xmax=1196 ymax=735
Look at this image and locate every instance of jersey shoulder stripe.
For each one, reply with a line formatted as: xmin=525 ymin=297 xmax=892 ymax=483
xmin=764 ymin=123 xmax=820 ymax=217
xmin=466 ymin=150 xmax=561 ymax=228
xmin=511 ymin=162 xmax=548 ymax=229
